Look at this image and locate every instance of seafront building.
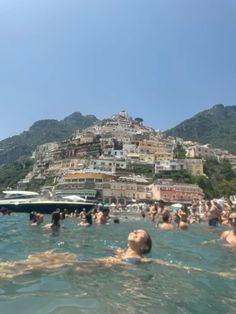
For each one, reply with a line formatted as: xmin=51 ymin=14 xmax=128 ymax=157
xmin=55 ymin=170 xmax=116 ymax=200
xmin=149 ymin=180 xmax=204 ymax=204
xmin=54 ymin=171 xmax=203 ymax=204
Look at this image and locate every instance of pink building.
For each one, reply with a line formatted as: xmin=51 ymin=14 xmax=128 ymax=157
xmin=149 ymin=180 xmax=204 ymax=203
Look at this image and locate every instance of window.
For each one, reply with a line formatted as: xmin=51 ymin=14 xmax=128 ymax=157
xmin=86 ymin=178 xmax=94 ymax=183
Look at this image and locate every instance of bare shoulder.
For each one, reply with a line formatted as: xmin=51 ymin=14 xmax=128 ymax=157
xmin=220 ymin=230 xmax=230 ymax=239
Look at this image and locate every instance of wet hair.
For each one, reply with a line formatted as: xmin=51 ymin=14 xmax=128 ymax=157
xmin=29 ymin=211 xmax=37 ymax=221
xmin=86 ymin=212 xmax=93 ymax=225
xmin=142 ymin=230 xmax=152 ymax=254
xmin=113 ymin=218 xmax=120 ymax=224
xmin=162 ymin=212 xmax=170 ymax=223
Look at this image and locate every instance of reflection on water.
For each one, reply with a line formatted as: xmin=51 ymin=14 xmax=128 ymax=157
xmin=0 ymin=213 xmax=236 ymax=314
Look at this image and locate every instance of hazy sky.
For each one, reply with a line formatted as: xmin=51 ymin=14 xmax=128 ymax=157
xmin=0 ymin=0 xmax=235 ymax=140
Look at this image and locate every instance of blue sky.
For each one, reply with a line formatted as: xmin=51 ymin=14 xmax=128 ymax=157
xmin=0 ymin=0 xmax=235 ymax=140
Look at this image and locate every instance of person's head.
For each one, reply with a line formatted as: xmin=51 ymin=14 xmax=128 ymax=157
xmin=158 ymin=200 xmax=165 ymax=208
xmin=127 ymin=229 xmax=152 ymax=255
xmin=228 ymin=211 xmax=236 ymax=227
xmin=29 ymin=211 xmax=37 ymax=221
xmin=162 ymin=212 xmax=170 ymax=223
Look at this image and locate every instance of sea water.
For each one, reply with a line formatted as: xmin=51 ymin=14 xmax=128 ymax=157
xmin=0 ymin=213 xmax=235 ymax=314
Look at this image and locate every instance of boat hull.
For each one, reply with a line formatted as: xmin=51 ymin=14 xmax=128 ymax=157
xmin=0 ymin=200 xmax=95 ymax=214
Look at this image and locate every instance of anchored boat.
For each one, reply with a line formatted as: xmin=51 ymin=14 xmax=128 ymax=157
xmin=0 ymin=190 xmax=95 ymax=214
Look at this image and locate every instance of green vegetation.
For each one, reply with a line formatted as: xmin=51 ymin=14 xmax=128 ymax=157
xmin=0 ymin=112 xmax=98 ymax=165
xmin=173 ymin=144 xmax=186 ymax=159
xmin=155 ymin=157 xmax=236 ymax=199
xmin=155 ymin=170 xmax=192 ymax=183
xmin=198 ymin=158 xmax=236 ymax=198
xmin=0 ymin=161 xmax=33 ymax=190
xmin=128 ymin=163 xmax=154 ymax=176
xmin=165 ymin=104 xmax=236 ymax=153
xmin=134 ymin=117 xmax=144 ymax=125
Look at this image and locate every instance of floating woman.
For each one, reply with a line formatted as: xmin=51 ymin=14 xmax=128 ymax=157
xmin=0 ymin=229 xmax=235 ymax=280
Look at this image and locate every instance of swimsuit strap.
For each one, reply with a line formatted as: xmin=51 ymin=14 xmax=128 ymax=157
xmin=121 ymin=257 xmax=141 ymax=264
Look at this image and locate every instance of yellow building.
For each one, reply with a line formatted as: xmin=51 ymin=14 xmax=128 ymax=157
xmin=138 ymin=139 xmax=173 ymax=160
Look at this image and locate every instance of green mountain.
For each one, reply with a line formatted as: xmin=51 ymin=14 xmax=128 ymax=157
xmin=165 ymin=104 xmax=236 ymax=153
xmin=0 ymin=112 xmax=98 ymax=165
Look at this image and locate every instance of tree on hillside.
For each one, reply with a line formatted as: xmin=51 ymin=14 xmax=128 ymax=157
xmin=135 ymin=117 xmax=144 ymax=125
xmin=219 ymin=179 xmax=236 ymax=197
xmin=0 ymin=161 xmax=33 ymax=190
xmin=173 ymin=144 xmax=186 ymax=159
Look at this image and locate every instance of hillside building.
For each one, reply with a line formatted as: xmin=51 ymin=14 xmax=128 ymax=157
xmin=155 ymin=159 xmax=204 ymax=176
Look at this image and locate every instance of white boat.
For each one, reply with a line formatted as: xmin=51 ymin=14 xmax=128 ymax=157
xmin=0 ymin=190 xmax=95 ymax=214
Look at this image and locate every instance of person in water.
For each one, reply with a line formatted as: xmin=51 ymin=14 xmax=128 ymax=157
xmin=0 ymin=229 xmax=151 ymax=279
xmin=94 ymin=208 xmax=107 ymax=224
xmin=220 ymin=211 xmax=236 ymax=246
xmin=0 ymin=228 xmax=235 ymax=280
xmin=44 ymin=209 xmax=61 ymax=229
xmin=159 ymin=212 xmax=174 ymax=230
xmin=149 ymin=202 xmax=158 ymax=223
xmin=207 ymin=200 xmax=221 ymax=227
xmin=174 ymin=206 xmax=189 ymax=230
xmin=31 ymin=213 xmax=44 ymax=226
xmin=79 ymin=208 xmax=92 ymax=226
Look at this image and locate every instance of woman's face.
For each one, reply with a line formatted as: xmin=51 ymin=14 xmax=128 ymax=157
xmin=128 ymin=229 xmax=149 ymax=252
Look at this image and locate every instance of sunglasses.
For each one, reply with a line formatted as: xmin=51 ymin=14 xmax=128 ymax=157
xmin=228 ymin=217 xmax=236 ymax=223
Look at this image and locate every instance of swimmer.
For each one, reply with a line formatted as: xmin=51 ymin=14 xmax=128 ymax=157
xmin=31 ymin=213 xmax=44 ymax=226
xmin=44 ymin=209 xmax=61 ymax=229
xmin=0 ymin=229 xmax=151 ymax=278
xmin=175 ymin=207 xmax=189 ymax=230
xmin=220 ymin=211 xmax=236 ymax=246
xmin=0 ymin=229 xmax=234 ymax=280
xmin=156 ymin=200 xmax=165 ymax=224
xmin=149 ymin=202 xmax=158 ymax=223
xmin=1 ymin=207 xmax=11 ymax=215
xmin=79 ymin=208 xmax=92 ymax=226
xmin=94 ymin=209 xmax=107 ymax=224
xmin=159 ymin=212 xmax=174 ymax=230
xmin=79 ymin=208 xmax=89 ymax=226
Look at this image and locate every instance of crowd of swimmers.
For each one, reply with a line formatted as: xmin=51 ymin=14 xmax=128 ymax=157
xmin=0 ymin=197 xmax=236 ymax=280
xmin=28 ymin=205 xmax=115 ymax=229
xmin=24 ymin=196 xmax=236 ymax=246
xmin=136 ymin=197 xmax=235 ymax=229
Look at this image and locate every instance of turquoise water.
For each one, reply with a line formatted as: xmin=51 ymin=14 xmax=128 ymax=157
xmin=0 ymin=213 xmax=236 ymax=314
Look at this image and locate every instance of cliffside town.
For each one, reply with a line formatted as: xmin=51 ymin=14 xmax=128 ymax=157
xmin=17 ymin=111 xmax=236 ymax=205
